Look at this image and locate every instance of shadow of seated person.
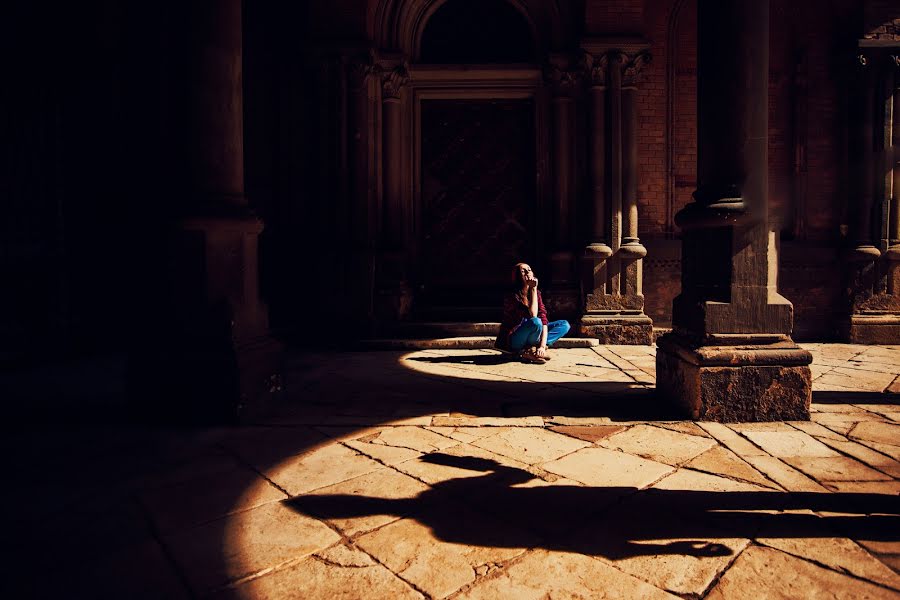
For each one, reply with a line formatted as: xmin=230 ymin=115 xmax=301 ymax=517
xmin=286 ymin=452 xmax=899 ymax=561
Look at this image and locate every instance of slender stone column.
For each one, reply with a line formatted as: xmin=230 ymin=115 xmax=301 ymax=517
xmin=583 ymin=52 xmax=613 ymax=292
xmin=845 ymin=49 xmax=900 ymax=343
xmin=374 ymin=58 xmax=413 ymax=322
xmin=544 ymin=55 xmax=580 ymax=308
xmin=578 ymin=42 xmax=653 ymax=344
xmin=137 ymin=0 xmax=282 ymax=422
xmin=656 ymin=0 xmax=812 ymax=422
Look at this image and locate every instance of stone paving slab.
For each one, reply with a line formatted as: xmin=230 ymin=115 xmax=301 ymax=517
xmin=12 ymin=343 xmax=900 ymax=599
xmin=706 ymin=545 xmax=900 ymax=599
xmin=454 ymin=550 xmax=679 ymax=599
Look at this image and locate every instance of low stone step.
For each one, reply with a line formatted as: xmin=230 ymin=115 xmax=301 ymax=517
xmin=357 ymin=336 xmax=600 ymax=350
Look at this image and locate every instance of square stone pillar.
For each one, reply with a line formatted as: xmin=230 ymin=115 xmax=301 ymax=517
xmin=134 ymin=0 xmax=283 ymax=423
xmin=656 ymin=0 xmax=812 ymax=422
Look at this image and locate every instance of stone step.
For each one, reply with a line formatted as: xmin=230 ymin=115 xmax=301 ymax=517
xmin=357 ymin=336 xmax=600 ymax=351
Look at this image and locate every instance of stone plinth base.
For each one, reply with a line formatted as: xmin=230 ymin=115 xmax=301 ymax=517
xmin=578 ymin=315 xmax=653 ymax=345
xmin=844 ymin=315 xmax=900 ymax=344
xmin=656 ymin=333 xmax=812 ymax=422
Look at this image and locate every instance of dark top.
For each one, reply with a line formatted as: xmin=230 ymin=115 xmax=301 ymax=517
xmin=494 ymin=290 xmax=548 ymax=351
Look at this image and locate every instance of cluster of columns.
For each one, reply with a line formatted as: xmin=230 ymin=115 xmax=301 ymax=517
xmin=575 ymin=43 xmax=654 ymax=344
xmin=844 ymin=47 xmax=900 ymax=343
xmin=655 ymin=0 xmax=812 ymax=421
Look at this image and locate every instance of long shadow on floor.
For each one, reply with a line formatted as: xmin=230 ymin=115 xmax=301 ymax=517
xmin=286 ymin=453 xmax=900 ymax=563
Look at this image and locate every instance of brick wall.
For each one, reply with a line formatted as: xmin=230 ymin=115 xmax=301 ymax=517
xmin=585 ymin=0 xmax=644 ymax=35
xmin=634 ymin=0 xmax=859 ymax=335
xmin=864 ymin=0 xmax=900 ymax=40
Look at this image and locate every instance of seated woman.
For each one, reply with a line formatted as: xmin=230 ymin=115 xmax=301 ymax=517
xmin=495 ymin=262 xmax=570 ymax=363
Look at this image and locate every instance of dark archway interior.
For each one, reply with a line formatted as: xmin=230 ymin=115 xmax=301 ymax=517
xmin=420 ymin=0 xmax=536 ymax=63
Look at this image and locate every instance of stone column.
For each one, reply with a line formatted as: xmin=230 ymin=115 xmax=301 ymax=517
xmin=163 ymin=0 xmax=281 ymax=421
xmin=889 ymin=55 xmax=900 ymax=311
xmin=578 ymin=42 xmax=653 ymax=344
xmin=345 ymin=55 xmax=379 ymax=334
xmin=374 ymin=58 xmax=413 ymax=322
xmin=656 ymin=0 xmax=812 ymax=422
xmin=545 ymin=55 xmax=580 ymax=313
xmin=845 ymin=48 xmax=900 ymax=343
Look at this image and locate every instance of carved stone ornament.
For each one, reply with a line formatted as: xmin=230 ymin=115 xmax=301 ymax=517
xmin=543 ymin=60 xmax=583 ymax=96
xmin=380 ymin=63 xmax=410 ymax=100
xmin=583 ymin=51 xmax=609 ymax=87
xmin=622 ymin=51 xmax=652 ymax=88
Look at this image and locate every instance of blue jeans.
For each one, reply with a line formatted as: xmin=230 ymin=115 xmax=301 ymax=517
xmin=509 ymin=317 xmax=570 ymax=351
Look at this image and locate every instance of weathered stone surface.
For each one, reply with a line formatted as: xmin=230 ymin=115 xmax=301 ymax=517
xmin=456 ymin=550 xmax=677 ymax=599
xmin=657 ymin=344 xmax=812 ymax=422
xmin=355 ymin=512 xmax=536 ymax=599
xmin=655 ymin=422 xmax=714 ymax=437
xmin=225 ymin=545 xmax=423 ymax=600
xmin=141 ymin=466 xmax=287 ymax=534
xmin=685 ymin=445 xmax=779 ymax=489
xmin=298 ymin=468 xmax=430 ymax=537
xmin=549 ymin=425 xmax=627 ymax=443
xmin=578 ymin=320 xmax=654 ymax=345
xmin=652 ymin=468 xmax=771 ymax=493
xmin=431 ymin=416 xmax=545 ymax=427
xmin=265 ymin=443 xmax=385 ymax=495
xmin=425 ymin=426 xmax=501 ymax=444
xmin=356 ymin=426 xmax=459 ymax=454
xmin=220 ymin=426 xmax=329 ymax=468
xmin=472 ymin=427 xmax=589 ymax=465
xmin=741 ymin=455 xmax=828 ymax=492
xmin=543 ymin=447 xmax=674 ymax=487
xmin=167 ymin=501 xmax=340 ymax=594
xmin=757 ymin=535 xmax=900 ymax=591
xmin=392 ymin=442 xmax=542 ymax=486
xmin=814 ymin=437 xmax=900 ymax=476
xmin=741 ymin=430 xmax=840 ymax=458
xmin=849 ymin=421 xmax=900 ymax=447
xmin=698 ymin=422 xmax=769 ymax=456
xmin=789 ymin=421 xmax=847 ymax=441
xmin=600 ymin=424 xmax=716 ymax=466
xmin=706 ymin=545 xmax=896 ymax=600
xmin=782 ymin=456 xmax=892 ymax=482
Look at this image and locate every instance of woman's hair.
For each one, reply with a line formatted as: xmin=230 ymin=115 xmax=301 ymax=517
xmin=511 ymin=262 xmax=530 ymax=306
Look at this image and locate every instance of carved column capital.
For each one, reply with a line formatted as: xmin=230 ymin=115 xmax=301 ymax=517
xmin=621 ymin=50 xmax=652 ymax=88
xmin=579 ymin=50 xmax=609 ymax=88
xmin=378 ymin=63 xmax=410 ymax=101
xmin=543 ymin=57 xmax=583 ymax=97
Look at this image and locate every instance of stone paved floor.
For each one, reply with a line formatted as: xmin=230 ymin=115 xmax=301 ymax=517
xmin=9 ymin=344 xmax=900 ymax=599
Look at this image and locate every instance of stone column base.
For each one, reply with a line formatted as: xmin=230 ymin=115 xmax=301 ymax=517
xmin=655 ymin=333 xmax=812 ymax=422
xmin=234 ymin=335 xmax=285 ymax=421
xmin=844 ymin=314 xmax=900 ymax=344
xmin=578 ymin=314 xmax=653 ymax=344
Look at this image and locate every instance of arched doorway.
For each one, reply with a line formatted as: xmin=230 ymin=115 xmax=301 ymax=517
xmin=411 ymin=0 xmax=541 ymax=320
xmin=401 ymin=0 xmax=550 ymax=320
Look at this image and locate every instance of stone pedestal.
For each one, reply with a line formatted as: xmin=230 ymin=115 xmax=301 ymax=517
xmin=656 ymin=0 xmax=811 ymax=422
xmin=657 ymin=335 xmax=812 ymax=421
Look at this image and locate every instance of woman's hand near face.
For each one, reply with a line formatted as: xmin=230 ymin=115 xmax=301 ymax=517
xmin=526 ymin=275 xmax=538 ymax=290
